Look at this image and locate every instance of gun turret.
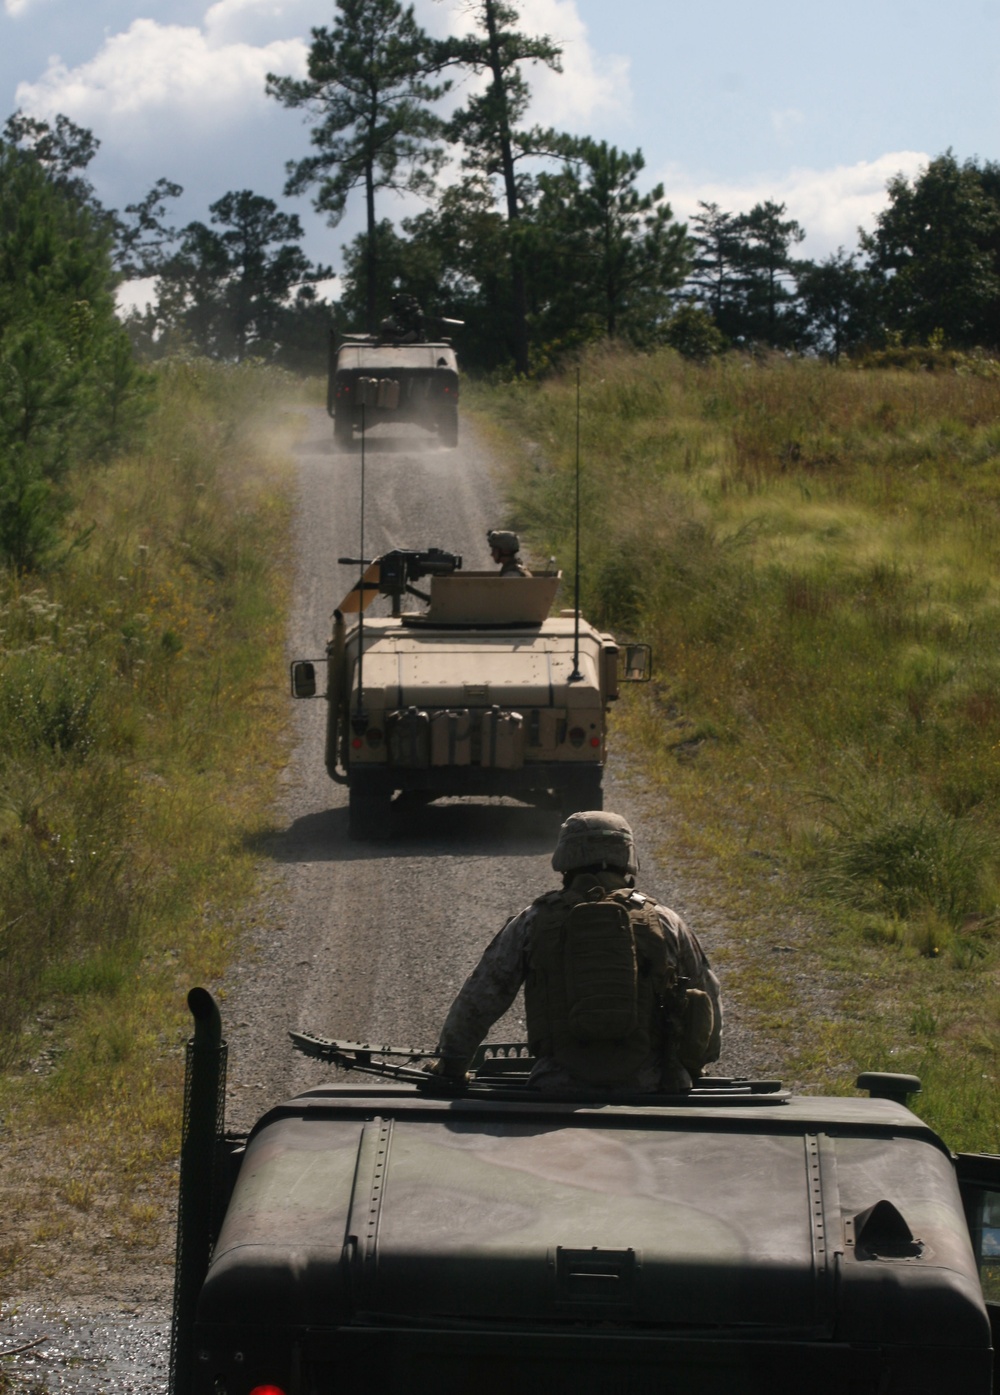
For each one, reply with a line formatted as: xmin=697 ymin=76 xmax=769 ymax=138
xmin=340 ymin=547 xmax=462 ymax=616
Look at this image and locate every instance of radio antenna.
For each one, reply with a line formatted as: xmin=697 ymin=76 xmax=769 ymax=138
xmin=569 ymin=366 xmax=582 ymax=682
xmin=355 ymin=404 xmax=366 ymax=724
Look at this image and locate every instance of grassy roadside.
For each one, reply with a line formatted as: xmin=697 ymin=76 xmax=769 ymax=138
xmin=467 ymin=347 xmax=1000 ymax=1151
xmin=0 ymin=360 xmax=302 ymax=1299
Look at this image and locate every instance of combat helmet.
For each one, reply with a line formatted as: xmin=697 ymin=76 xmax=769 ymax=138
xmin=552 ymin=811 xmax=639 ymax=876
xmin=487 ymin=528 xmax=520 ymax=557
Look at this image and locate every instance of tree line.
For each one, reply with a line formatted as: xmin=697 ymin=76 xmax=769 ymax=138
xmin=0 ymin=106 xmax=334 ymax=569
xmin=10 ymin=0 xmax=998 ymax=383
xmin=261 ymin=0 xmax=1000 ymax=372
xmin=0 ymin=113 xmax=146 ymax=571
xmin=2 ymin=0 xmax=998 ymax=572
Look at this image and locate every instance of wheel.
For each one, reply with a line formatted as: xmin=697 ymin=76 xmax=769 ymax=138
xmin=558 ymin=768 xmax=603 ymax=819
xmin=348 ymin=773 xmax=393 ymax=840
xmin=438 ymin=405 xmax=458 ymax=448
xmin=334 ymin=410 xmax=353 ymax=449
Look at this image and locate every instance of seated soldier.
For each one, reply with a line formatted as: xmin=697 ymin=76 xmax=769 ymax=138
xmin=431 ymin=812 xmax=722 ymax=1092
xmin=487 ymin=528 xmax=532 ymax=577
xmin=378 ymin=292 xmax=425 ymax=343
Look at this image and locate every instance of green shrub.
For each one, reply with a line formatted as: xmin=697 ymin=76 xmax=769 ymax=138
xmin=810 ymin=774 xmax=993 ymax=928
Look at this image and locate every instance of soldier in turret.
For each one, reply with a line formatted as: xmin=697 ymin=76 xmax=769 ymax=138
xmin=487 ymin=529 xmax=532 ymax=577
xmin=378 ymin=293 xmax=425 ymax=344
xmin=430 ymin=812 xmax=722 ymax=1092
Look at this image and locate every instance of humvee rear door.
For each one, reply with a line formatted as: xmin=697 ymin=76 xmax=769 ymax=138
xmin=957 ymin=1152 xmax=1000 ymax=1392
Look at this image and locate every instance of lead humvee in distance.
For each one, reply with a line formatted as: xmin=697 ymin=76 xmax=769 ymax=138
xmin=328 ymin=333 xmax=460 ymax=448
xmin=289 ymin=547 xmax=652 ymax=840
xmin=170 ymin=990 xmax=1000 ymax=1395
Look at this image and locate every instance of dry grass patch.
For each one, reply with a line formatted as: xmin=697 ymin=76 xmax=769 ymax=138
xmin=472 ymin=345 xmax=1000 ymax=1148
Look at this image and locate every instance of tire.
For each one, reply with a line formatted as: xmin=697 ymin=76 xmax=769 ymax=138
xmin=559 ymin=767 xmax=603 ymax=819
xmin=348 ymin=773 xmax=393 ymax=840
xmin=438 ymin=405 xmax=459 ymax=448
xmin=334 ymin=410 xmax=353 ymax=449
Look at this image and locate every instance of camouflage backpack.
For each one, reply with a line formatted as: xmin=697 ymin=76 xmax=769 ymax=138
xmin=525 ymin=878 xmax=677 ymax=1085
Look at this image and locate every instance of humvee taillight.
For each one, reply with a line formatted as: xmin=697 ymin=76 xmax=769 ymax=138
xmin=249 ymin=1386 xmax=286 ymax=1395
xmin=366 ymin=727 xmax=383 ymax=747
xmin=568 ymin=727 xmax=585 ymax=747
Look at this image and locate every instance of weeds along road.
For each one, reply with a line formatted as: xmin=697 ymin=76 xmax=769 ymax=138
xmin=220 ymin=405 xmax=751 ymax=1133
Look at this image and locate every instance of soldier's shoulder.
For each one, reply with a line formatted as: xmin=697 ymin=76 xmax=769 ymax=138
xmin=653 ymin=904 xmax=698 ymax=949
xmin=607 ymin=888 xmax=652 ymax=910
xmin=531 ymin=889 xmax=563 ymax=908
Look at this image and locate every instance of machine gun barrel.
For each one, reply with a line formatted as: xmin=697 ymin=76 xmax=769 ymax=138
xmin=290 ymin=1031 xmax=445 ymax=1085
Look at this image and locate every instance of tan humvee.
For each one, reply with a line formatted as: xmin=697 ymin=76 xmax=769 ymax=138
xmin=291 ymin=550 xmax=650 ymax=838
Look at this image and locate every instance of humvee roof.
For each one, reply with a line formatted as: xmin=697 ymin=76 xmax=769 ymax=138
xmin=194 ymin=1081 xmax=992 ymax=1392
xmin=336 ymin=343 xmax=458 ymax=372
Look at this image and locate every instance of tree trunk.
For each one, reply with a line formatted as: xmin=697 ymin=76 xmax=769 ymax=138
xmin=483 ymin=0 xmax=529 ymax=374
xmin=365 ymin=161 xmax=377 ymax=335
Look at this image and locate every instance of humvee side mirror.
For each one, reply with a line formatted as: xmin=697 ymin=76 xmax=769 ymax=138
xmin=621 ymin=644 xmax=652 ymax=683
xmin=290 ymin=660 xmax=317 ymax=699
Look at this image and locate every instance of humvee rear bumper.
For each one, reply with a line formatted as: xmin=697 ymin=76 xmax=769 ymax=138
xmin=191 ymin=1323 xmax=991 ymax=1395
xmin=347 ymin=759 xmax=602 ymax=801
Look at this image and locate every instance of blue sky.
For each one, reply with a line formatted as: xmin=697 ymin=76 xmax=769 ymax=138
xmin=3 ymin=0 xmax=998 ymax=296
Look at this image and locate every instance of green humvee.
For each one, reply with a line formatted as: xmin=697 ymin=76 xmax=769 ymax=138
xmin=170 ymin=992 xmax=1000 ymax=1395
xmin=328 ymin=336 xmax=459 ymax=448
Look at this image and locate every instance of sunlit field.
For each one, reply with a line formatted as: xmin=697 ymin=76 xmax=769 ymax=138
xmin=473 ymin=346 xmax=1000 ymax=1149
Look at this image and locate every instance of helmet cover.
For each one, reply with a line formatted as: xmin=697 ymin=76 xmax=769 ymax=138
xmin=487 ymin=529 xmax=520 ymax=556
xmin=552 ymin=811 xmax=639 ymax=876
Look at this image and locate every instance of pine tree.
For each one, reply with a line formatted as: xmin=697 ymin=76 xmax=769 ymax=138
xmin=267 ymin=0 xmax=447 ymax=333
xmin=434 ymin=0 xmax=562 ymax=372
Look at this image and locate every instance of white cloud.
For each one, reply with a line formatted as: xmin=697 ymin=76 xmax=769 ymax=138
xmin=660 ymin=151 xmax=930 ymax=258
xmin=4 ymin=0 xmax=38 ymax=14
xmin=202 ymin=0 xmax=319 ymax=48
xmin=14 ymin=17 xmax=307 ymax=134
xmin=115 ymin=276 xmax=158 ymax=318
xmin=415 ymin=0 xmax=631 ymax=128
xmin=519 ymin=0 xmax=631 ymax=128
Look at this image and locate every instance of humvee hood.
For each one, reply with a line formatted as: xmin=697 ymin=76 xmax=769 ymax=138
xmin=198 ymin=1094 xmax=990 ymax=1349
xmin=357 ymin=632 xmax=603 ymax=709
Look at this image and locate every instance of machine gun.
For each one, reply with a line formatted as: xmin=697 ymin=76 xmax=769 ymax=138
xmin=338 ymin=546 xmax=462 ymax=616
xmin=290 ymin=1030 xmax=789 ymax=1102
xmin=290 ymin=1030 xmax=534 ymax=1090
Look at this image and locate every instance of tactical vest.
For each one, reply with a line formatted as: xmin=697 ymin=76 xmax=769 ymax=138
xmin=524 ymin=877 xmax=677 ymax=1086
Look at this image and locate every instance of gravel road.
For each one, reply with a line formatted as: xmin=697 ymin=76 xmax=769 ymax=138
xmin=221 ymin=406 xmax=759 ymax=1129
xmin=1 ymin=406 xmax=763 ymax=1391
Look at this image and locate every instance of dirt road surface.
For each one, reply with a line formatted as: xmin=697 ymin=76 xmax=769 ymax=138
xmin=1 ymin=408 xmax=761 ymax=1391
xmin=222 ymin=407 xmax=758 ymax=1129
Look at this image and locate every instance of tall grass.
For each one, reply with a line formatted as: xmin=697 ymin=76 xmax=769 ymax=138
xmin=0 ymin=360 xmax=295 ymax=1057
xmin=0 ymin=359 xmax=297 ymax=1294
xmin=472 ymin=346 xmax=1000 ymax=1146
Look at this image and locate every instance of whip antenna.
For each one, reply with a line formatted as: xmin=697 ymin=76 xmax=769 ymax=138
xmin=355 ymin=404 xmax=366 ymax=723
xmin=570 ymin=366 xmax=582 ymax=682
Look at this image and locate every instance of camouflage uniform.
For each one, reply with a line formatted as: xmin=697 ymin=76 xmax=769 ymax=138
xmin=498 ymin=557 xmax=531 ymax=577
xmin=438 ymin=868 xmax=722 ymax=1092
